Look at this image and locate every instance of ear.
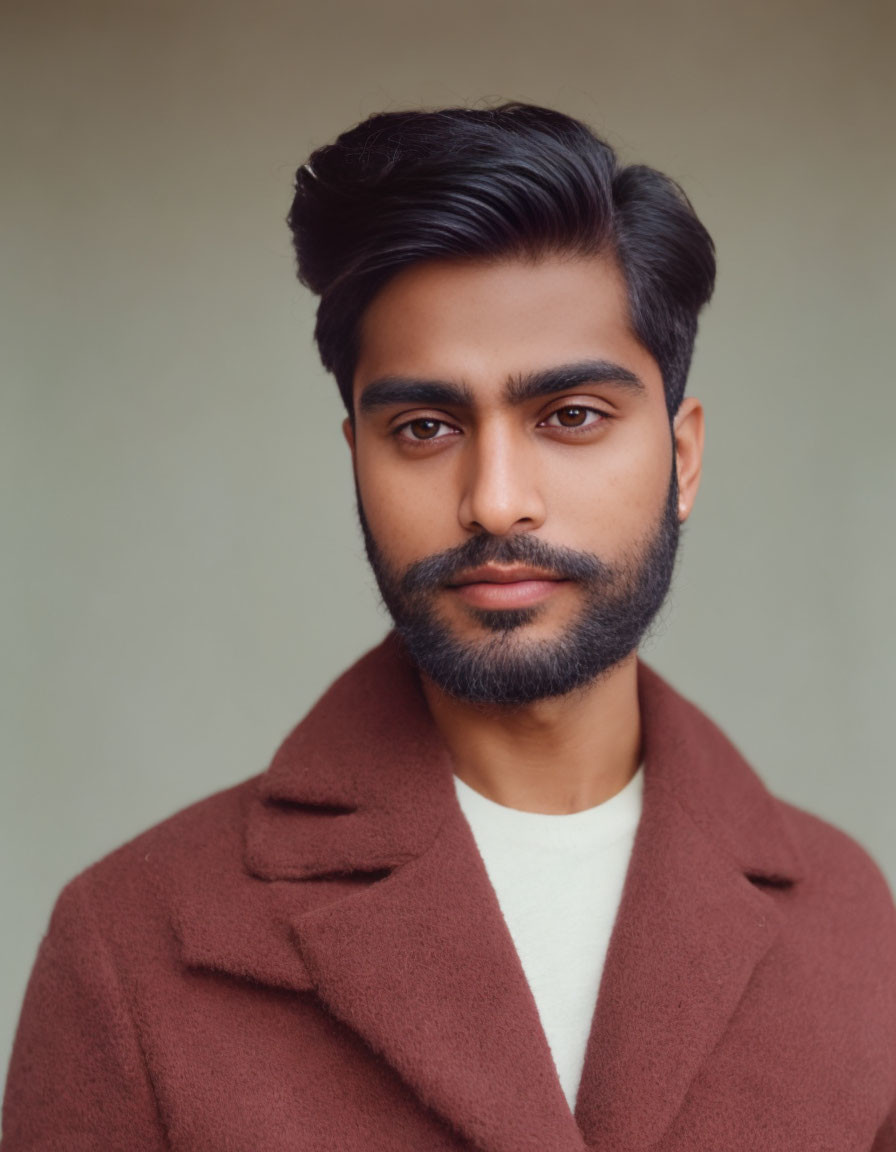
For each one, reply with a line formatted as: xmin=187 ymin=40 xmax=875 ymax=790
xmin=672 ymin=397 xmax=704 ymax=523
xmin=342 ymin=417 xmax=356 ymax=460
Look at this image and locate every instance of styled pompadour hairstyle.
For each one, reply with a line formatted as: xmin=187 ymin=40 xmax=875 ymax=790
xmin=287 ymin=104 xmax=716 ymax=417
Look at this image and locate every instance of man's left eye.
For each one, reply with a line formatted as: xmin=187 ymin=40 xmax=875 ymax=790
xmin=542 ymin=406 xmax=603 ymax=429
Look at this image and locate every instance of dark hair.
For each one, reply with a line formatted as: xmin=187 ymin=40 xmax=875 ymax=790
xmin=287 ymin=103 xmax=716 ymax=417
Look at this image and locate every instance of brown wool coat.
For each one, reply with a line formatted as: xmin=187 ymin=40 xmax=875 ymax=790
xmin=3 ymin=633 xmax=896 ymax=1151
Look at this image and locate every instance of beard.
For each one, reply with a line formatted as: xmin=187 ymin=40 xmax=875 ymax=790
xmin=357 ymin=470 xmax=681 ymax=707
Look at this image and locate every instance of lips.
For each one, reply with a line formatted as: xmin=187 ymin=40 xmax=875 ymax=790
xmin=447 ymin=565 xmax=568 ymax=609
xmin=447 ymin=564 xmax=565 ymax=587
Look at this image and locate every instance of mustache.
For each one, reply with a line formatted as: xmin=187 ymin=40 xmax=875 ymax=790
xmin=401 ymin=533 xmax=613 ymax=594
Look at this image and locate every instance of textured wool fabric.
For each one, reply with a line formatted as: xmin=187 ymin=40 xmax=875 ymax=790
xmin=454 ymin=766 xmax=644 ymax=1112
xmin=3 ymin=632 xmax=896 ymax=1151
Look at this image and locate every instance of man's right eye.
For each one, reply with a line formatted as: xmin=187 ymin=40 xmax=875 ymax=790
xmin=395 ymin=418 xmax=458 ymax=442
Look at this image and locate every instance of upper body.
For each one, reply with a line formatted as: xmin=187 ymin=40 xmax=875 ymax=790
xmin=5 ymin=104 xmax=894 ymax=1149
xmin=4 ymin=635 xmax=896 ymax=1151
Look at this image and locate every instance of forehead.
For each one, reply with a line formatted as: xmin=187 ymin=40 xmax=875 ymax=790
xmin=353 ymin=252 xmax=663 ymax=404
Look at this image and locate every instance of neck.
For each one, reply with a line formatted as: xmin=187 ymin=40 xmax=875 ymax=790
xmin=421 ymin=653 xmax=642 ymax=814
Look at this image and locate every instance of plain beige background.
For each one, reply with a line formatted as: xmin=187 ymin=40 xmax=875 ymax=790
xmin=2 ymin=0 xmax=894 ymax=1086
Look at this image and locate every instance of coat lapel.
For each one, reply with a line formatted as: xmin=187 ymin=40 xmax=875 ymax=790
xmin=171 ymin=636 xmax=804 ymax=1152
xmin=574 ymin=665 xmax=804 ymax=1149
xmin=173 ymin=633 xmax=585 ymax=1151
xmin=295 ymin=806 xmax=586 ymax=1152
xmin=270 ymin=635 xmax=585 ymax=1151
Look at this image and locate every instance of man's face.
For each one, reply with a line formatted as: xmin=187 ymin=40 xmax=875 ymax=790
xmin=346 ymin=252 xmax=702 ymax=706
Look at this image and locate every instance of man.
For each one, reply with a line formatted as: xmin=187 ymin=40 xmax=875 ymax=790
xmin=3 ymin=105 xmax=895 ymax=1151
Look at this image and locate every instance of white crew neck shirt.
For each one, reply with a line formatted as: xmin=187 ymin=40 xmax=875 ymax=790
xmin=453 ymin=766 xmax=644 ymax=1113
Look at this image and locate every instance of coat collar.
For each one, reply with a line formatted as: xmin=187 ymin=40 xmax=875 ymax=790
xmin=246 ymin=632 xmax=453 ymax=880
xmin=172 ymin=632 xmax=804 ymax=1152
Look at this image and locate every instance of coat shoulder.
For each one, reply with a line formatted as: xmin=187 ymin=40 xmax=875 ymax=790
xmin=776 ymin=796 xmax=896 ymax=919
xmin=765 ymin=794 xmax=896 ymax=1033
xmin=49 ymin=776 xmax=261 ymax=942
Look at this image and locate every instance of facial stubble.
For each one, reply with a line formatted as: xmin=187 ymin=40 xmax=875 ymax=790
xmin=355 ymin=470 xmax=681 ymax=707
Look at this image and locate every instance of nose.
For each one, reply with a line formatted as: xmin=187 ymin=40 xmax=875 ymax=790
xmin=458 ymin=422 xmax=547 ymax=536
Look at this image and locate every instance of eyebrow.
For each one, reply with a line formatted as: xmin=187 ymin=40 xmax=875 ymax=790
xmin=358 ymin=377 xmax=475 ymax=413
xmin=505 ymin=360 xmax=646 ymax=403
xmin=357 ymin=359 xmax=645 ymax=415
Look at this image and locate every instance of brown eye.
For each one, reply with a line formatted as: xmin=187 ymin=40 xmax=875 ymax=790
xmin=408 ymin=419 xmax=441 ymax=439
xmin=548 ymin=405 xmax=603 ymax=429
xmin=396 ymin=417 xmax=456 ymax=443
xmin=540 ymin=405 xmax=605 ymax=433
xmin=555 ymin=406 xmax=587 ymax=427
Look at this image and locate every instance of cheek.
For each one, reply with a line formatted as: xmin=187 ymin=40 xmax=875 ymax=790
xmin=355 ymin=446 xmax=456 ymax=562
xmin=543 ymin=426 xmax=673 ymax=538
